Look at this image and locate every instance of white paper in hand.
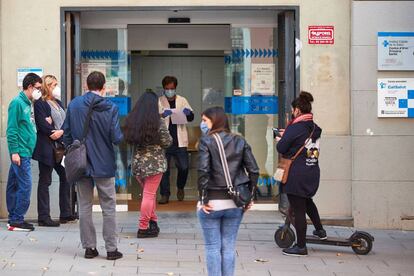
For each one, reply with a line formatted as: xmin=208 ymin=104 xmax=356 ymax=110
xmin=171 ymin=109 xmax=188 ymax=125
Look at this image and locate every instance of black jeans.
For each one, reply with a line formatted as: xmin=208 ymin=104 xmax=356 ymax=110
xmin=287 ymin=194 xmax=323 ymax=248
xmin=159 ymin=146 xmax=189 ymax=197
xmin=37 ymin=161 xmax=72 ymax=220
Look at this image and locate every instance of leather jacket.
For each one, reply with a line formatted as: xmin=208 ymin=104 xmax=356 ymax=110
xmin=198 ymin=131 xmax=260 ymax=205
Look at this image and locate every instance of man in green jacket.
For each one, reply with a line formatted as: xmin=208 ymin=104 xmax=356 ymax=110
xmin=6 ymin=73 xmax=42 ymax=231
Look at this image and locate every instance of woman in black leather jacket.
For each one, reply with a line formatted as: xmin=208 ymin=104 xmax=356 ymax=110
xmin=197 ymin=106 xmax=259 ymax=276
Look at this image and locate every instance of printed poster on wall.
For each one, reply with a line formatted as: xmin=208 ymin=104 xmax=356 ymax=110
xmin=251 ymin=64 xmax=275 ymax=95
xmin=81 ymin=62 xmax=120 ymax=96
xmin=17 ymin=68 xmax=43 ymax=87
xmin=378 ymin=32 xmax=414 ymax=71
xmin=378 ymin=78 xmax=414 ymax=118
xmin=81 ymin=62 xmax=107 ymax=93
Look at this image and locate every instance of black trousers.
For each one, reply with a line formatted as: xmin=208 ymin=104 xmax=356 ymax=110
xmin=287 ymin=194 xmax=323 ymax=248
xmin=160 ymin=146 xmax=189 ymax=197
xmin=37 ymin=161 xmax=71 ymax=220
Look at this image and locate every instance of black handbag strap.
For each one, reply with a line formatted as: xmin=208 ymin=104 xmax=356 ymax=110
xmin=81 ymin=99 xmax=96 ymax=141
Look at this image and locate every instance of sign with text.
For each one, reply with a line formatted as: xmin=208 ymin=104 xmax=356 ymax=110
xmin=308 ymin=26 xmax=334 ymax=45
xmin=251 ymin=64 xmax=275 ymax=95
xmin=378 ymin=32 xmax=414 ymax=71
xmin=378 ymin=78 xmax=414 ymax=118
xmin=17 ymin=68 xmax=43 ymax=87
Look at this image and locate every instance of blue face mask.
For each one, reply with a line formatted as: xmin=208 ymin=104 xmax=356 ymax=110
xmin=164 ymin=89 xmax=176 ymax=98
xmin=200 ymin=121 xmax=210 ymax=134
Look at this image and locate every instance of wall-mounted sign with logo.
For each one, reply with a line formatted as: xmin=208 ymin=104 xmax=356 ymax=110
xmin=308 ymin=26 xmax=334 ymax=45
xmin=378 ymin=78 xmax=414 ymax=118
xmin=378 ymin=32 xmax=414 ymax=71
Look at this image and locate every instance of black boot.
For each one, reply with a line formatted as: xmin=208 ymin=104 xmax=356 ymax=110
xmin=137 ymin=227 xmax=158 ymax=238
xmin=149 ymin=220 xmax=160 ymax=234
xmin=313 ymin=229 xmax=327 ymax=240
xmin=282 ymin=244 xmax=308 ymax=256
xmin=85 ymin=248 xmax=99 ymax=259
xmin=107 ymin=249 xmax=123 ymax=260
xmin=158 ymin=195 xmax=169 ymax=204
xmin=38 ymin=218 xmax=60 ymax=227
xmin=177 ymin=189 xmax=185 ymax=201
xmin=59 ymin=215 xmax=78 ymax=224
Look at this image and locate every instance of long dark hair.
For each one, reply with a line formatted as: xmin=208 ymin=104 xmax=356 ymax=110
xmin=291 ymin=91 xmax=314 ymax=114
xmin=201 ymin=106 xmax=230 ymax=135
xmin=124 ymin=91 xmax=161 ymax=146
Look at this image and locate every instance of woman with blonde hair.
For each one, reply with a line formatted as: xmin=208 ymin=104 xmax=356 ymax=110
xmin=33 ymin=75 xmax=75 ymax=227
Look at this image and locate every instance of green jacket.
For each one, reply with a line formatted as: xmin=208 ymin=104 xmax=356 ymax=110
xmin=7 ymin=91 xmax=37 ymax=157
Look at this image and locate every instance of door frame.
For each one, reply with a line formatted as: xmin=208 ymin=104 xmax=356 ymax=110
xmin=60 ymin=5 xmax=300 ymax=106
xmin=59 ymin=6 xmax=299 ymax=210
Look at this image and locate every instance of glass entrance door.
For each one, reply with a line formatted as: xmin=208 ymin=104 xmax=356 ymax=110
xmin=224 ymin=27 xmax=279 ymax=202
xmin=79 ymin=27 xmax=131 ymax=209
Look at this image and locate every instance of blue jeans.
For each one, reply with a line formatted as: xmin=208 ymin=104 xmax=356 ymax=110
xmin=6 ymin=157 xmax=33 ymax=223
xmin=198 ymin=208 xmax=243 ymax=276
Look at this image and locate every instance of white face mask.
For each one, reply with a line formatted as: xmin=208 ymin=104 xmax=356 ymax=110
xmin=52 ymin=86 xmax=61 ymax=100
xmin=164 ymin=89 xmax=176 ymax=98
xmin=32 ymin=89 xmax=42 ymax=101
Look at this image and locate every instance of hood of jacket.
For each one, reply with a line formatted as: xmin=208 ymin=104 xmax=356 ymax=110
xmin=302 ymin=120 xmax=322 ymax=141
xmin=83 ymin=92 xmax=113 ymax=112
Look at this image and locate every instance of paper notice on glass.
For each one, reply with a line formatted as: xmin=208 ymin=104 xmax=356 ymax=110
xmin=251 ymin=63 xmax=275 ymax=95
xmin=170 ymin=109 xmax=188 ymax=125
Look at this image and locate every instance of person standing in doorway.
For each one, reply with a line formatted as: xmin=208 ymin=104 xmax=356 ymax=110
xmin=124 ymin=91 xmax=172 ymax=238
xmin=63 ymin=71 xmax=123 ymax=260
xmin=6 ymin=73 xmax=42 ymax=231
xmin=33 ymin=75 xmax=75 ymax=227
xmin=158 ymin=76 xmax=194 ymax=204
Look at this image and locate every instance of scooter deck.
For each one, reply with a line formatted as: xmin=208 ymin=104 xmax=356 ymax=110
xmin=306 ymin=235 xmax=352 ymax=247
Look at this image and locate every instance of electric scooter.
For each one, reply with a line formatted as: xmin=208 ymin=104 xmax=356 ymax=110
xmin=274 ymin=208 xmax=374 ymax=255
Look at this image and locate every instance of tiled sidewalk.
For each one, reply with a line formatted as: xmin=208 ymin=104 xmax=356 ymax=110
xmin=0 ymin=211 xmax=413 ymax=275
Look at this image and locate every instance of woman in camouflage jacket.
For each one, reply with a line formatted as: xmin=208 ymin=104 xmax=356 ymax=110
xmin=124 ymin=91 xmax=172 ymax=238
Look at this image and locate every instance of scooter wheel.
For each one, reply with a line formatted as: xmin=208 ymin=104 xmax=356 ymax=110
xmin=351 ymin=232 xmax=373 ymax=255
xmin=274 ymin=227 xmax=295 ymax=248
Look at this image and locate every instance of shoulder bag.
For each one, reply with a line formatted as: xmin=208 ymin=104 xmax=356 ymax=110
xmin=53 ymin=141 xmax=65 ymax=164
xmin=65 ymin=101 xmax=95 ymax=183
xmin=274 ymin=125 xmax=315 ymax=184
xmin=212 ymin=133 xmax=253 ymax=208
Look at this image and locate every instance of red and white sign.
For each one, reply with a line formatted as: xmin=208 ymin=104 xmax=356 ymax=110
xmin=308 ymin=26 xmax=334 ymax=45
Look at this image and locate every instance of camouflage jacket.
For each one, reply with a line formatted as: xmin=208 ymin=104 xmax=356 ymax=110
xmin=131 ymin=120 xmax=172 ymax=178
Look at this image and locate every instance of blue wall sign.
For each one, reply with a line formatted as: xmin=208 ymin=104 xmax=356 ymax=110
xmin=225 ymin=95 xmax=278 ymax=115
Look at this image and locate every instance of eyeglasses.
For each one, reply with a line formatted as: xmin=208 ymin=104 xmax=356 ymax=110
xmin=33 ymin=85 xmax=42 ymax=90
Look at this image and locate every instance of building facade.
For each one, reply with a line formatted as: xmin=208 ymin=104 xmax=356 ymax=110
xmin=0 ymin=0 xmax=412 ymax=229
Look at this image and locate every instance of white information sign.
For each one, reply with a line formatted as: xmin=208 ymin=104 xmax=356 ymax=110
xmin=378 ymin=78 xmax=414 ymax=118
xmin=378 ymin=32 xmax=414 ymax=71
xmin=17 ymin=68 xmax=43 ymax=87
xmin=81 ymin=63 xmax=107 ymax=93
xmin=251 ymin=64 xmax=275 ymax=95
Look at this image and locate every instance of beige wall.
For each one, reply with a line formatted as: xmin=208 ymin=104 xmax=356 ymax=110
xmin=0 ymin=1 xmax=352 ymax=221
xmin=351 ymin=1 xmax=414 ymax=229
xmin=0 ymin=0 xmax=351 ymax=135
